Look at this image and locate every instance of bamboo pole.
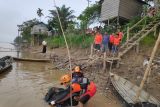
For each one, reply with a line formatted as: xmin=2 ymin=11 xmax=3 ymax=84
xmin=129 ymin=16 xmax=146 ymax=31
xmin=90 ymin=44 xmax=93 ymax=58
xmin=103 ymin=52 xmax=107 ymax=71
xmin=53 ymin=0 xmax=73 ymax=106
xmin=135 ymin=32 xmax=160 ymax=101
xmin=127 ymin=26 xmax=130 ymax=47
xmin=154 ymin=27 xmax=157 ymax=37
xmin=135 ymin=42 xmax=139 ymax=53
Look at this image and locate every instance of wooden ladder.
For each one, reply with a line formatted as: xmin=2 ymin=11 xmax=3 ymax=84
xmin=118 ymin=18 xmax=160 ymax=58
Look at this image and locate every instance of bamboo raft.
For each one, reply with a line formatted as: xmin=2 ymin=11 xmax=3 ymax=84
xmin=13 ymin=57 xmax=50 ymax=62
xmin=110 ymin=72 xmax=160 ymax=107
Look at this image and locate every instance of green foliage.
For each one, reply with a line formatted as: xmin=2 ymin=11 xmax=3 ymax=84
xmin=20 ymin=19 xmax=39 ymax=43
xmin=37 ymin=8 xmax=43 ymax=18
xmin=140 ymin=34 xmax=156 ymax=46
xmin=48 ymin=5 xmax=76 ymax=34
xmin=46 ymin=34 xmax=94 ymax=48
xmin=14 ymin=36 xmax=22 ymax=44
xmin=78 ymin=3 xmax=101 ymax=29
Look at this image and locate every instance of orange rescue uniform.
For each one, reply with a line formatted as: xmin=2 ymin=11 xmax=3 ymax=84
xmin=94 ymin=33 xmax=102 ymax=44
xmin=109 ymin=34 xmax=114 ymax=44
xmin=113 ymin=37 xmax=120 ymax=46
xmin=118 ymin=32 xmax=123 ymax=41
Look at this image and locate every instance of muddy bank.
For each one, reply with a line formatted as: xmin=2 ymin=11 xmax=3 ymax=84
xmin=26 ymin=45 xmax=160 ymax=106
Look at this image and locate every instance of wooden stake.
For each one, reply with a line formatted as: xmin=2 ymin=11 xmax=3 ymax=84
xmin=147 ymin=68 xmax=151 ymax=84
xmin=103 ymin=52 xmax=107 ymax=71
xmin=127 ymin=26 xmax=129 ymax=47
xmin=90 ymin=44 xmax=93 ymax=58
xmin=154 ymin=27 xmax=157 ymax=37
xmin=135 ymin=32 xmax=160 ymax=101
xmin=136 ymin=42 xmax=139 ymax=54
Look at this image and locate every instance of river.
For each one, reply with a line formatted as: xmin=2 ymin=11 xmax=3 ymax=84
xmin=0 ymin=43 xmax=122 ymax=107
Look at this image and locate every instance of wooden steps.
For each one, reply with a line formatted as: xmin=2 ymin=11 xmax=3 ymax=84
xmin=119 ymin=19 xmax=160 ymax=58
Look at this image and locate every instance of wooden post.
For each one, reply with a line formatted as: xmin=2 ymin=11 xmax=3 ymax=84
xmin=136 ymin=42 xmax=140 ymax=54
xmin=135 ymin=32 xmax=160 ymax=101
xmin=103 ymin=52 xmax=107 ymax=71
xmin=154 ymin=27 xmax=157 ymax=37
xmin=127 ymin=26 xmax=130 ymax=47
xmin=116 ymin=59 xmax=120 ymax=68
xmin=147 ymin=68 xmax=151 ymax=84
xmin=108 ymin=19 xmax=110 ymax=26
xmin=31 ymin=35 xmax=34 ymax=46
xmin=90 ymin=44 xmax=93 ymax=58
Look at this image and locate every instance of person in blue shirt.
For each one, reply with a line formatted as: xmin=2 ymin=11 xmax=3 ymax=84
xmin=102 ymin=32 xmax=110 ymax=53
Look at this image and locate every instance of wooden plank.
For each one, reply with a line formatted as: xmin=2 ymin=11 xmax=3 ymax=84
xmin=119 ymin=0 xmax=143 ymax=20
xmin=100 ymin=0 xmax=119 ymax=21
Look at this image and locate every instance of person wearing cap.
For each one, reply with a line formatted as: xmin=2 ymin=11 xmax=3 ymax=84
xmin=71 ymin=66 xmax=96 ymax=107
xmin=72 ymin=66 xmax=90 ymax=95
xmin=72 ymin=66 xmax=84 ymax=83
xmin=45 ymin=74 xmax=82 ymax=106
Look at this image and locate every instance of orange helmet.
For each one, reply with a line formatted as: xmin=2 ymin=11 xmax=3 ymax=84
xmin=74 ymin=66 xmax=81 ymax=72
xmin=71 ymin=83 xmax=81 ymax=93
xmin=60 ymin=74 xmax=71 ymax=84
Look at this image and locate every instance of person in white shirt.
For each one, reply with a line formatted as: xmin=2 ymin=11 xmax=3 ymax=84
xmin=42 ymin=40 xmax=47 ymax=53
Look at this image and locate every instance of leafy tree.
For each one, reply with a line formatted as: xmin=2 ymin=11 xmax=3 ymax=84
xmin=14 ymin=36 xmax=22 ymax=44
xmin=20 ymin=19 xmax=39 ymax=43
xmin=48 ymin=5 xmax=76 ymax=34
xmin=37 ymin=8 xmax=44 ymax=21
xmin=78 ymin=2 xmax=101 ymax=29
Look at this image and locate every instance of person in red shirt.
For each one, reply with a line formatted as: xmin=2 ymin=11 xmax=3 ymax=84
xmin=109 ymin=33 xmax=115 ymax=52
xmin=112 ymin=33 xmax=120 ymax=55
xmin=118 ymin=31 xmax=123 ymax=42
xmin=94 ymin=30 xmax=102 ymax=51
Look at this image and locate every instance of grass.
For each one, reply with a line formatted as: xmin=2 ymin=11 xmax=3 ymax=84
xmin=46 ymin=34 xmax=94 ymax=48
xmin=140 ymin=34 xmax=156 ymax=46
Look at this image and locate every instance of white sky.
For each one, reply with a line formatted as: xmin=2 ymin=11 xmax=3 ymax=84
xmin=0 ymin=0 xmax=98 ymax=42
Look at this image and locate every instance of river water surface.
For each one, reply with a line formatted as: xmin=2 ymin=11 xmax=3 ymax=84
xmin=0 ymin=43 xmax=121 ymax=107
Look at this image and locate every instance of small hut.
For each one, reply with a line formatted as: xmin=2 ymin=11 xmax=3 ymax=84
xmin=100 ymin=0 xmax=147 ymax=24
xmin=31 ymin=22 xmax=48 ymax=46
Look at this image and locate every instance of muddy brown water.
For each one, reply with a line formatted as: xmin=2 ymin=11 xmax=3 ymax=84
xmin=0 ymin=43 xmax=122 ymax=107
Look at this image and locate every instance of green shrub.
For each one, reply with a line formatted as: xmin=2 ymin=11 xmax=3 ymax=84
xmin=140 ymin=34 xmax=156 ymax=46
xmin=46 ymin=34 xmax=94 ymax=48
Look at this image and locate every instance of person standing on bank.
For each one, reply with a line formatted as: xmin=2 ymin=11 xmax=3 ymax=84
xmin=42 ymin=40 xmax=47 ymax=53
xmin=94 ymin=30 xmax=103 ymax=52
xmin=102 ymin=32 xmax=109 ymax=53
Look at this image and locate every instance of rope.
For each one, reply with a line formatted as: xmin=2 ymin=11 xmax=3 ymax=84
xmin=52 ymin=0 xmax=73 ymax=106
